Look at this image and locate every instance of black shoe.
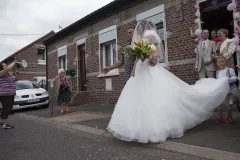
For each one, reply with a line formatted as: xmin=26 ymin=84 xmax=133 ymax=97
xmin=2 ymin=124 xmax=14 ymax=129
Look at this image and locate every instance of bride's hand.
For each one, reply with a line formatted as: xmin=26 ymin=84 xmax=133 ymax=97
xmin=149 ymin=56 xmax=157 ymax=67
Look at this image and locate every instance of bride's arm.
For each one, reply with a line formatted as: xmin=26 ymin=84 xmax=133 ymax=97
xmin=131 ymin=59 xmax=138 ymax=77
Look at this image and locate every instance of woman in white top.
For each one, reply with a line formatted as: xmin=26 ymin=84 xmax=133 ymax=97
xmin=214 ymin=29 xmax=236 ymax=68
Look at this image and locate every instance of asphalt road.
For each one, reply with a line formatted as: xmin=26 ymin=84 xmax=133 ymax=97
xmin=0 ymin=115 xmax=209 ymax=160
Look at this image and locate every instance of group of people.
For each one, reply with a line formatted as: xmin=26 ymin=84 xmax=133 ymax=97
xmin=104 ymin=20 xmax=236 ymax=143
xmin=195 ymin=28 xmax=237 ymax=123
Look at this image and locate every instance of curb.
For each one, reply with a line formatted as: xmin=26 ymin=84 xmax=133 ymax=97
xmin=18 ymin=113 xmax=240 ymax=160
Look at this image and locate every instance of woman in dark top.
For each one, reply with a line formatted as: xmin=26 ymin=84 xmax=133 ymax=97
xmin=51 ymin=69 xmax=72 ymax=113
xmin=0 ymin=61 xmax=16 ymax=129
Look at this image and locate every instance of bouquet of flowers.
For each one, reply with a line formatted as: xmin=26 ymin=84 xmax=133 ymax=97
xmin=120 ymin=41 xmax=156 ymax=61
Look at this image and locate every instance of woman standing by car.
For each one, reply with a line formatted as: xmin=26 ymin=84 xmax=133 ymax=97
xmin=51 ymin=69 xmax=72 ymax=113
xmin=0 ymin=61 xmax=17 ymax=129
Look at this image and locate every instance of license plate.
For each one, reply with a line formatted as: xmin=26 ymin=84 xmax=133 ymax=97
xmin=28 ymin=99 xmax=40 ymax=103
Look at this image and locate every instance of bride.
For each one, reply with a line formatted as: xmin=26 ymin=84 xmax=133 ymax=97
xmin=107 ymin=20 xmax=230 ymax=143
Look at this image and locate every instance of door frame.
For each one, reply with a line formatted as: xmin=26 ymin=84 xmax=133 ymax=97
xmin=76 ymin=38 xmax=86 ymax=92
xmin=77 ymin=43 xmax=87 ymax=91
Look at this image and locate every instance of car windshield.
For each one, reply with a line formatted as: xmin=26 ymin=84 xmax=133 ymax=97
xmin=16 ymin=81 xmax=39 ymax=90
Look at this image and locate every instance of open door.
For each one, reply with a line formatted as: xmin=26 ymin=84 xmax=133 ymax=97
xmin=200 ymin=0 xmax=238 ymax=85
xmin=77 ymin=44 xmax=87 ymax=91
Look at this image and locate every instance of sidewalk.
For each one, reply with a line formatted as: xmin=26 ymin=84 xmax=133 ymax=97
xmin=22 ymin=103 xmax=240 ymax=156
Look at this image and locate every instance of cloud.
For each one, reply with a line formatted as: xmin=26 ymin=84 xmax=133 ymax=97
xmin=0 ymin=0 xmax=114 ymax=61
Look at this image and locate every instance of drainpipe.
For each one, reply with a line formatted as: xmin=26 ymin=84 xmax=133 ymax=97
xmin=45 ymin=44 xmax=49 ymax=92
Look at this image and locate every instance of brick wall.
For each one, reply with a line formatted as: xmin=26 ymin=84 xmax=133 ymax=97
xmin=165 ymin=0 xmax=198 ymax=84
xmin=170 ymin=63 xmax=198 ymax=85
xmin=67 ymin=43 xmax=77 ymax=71
xmin=86 ymin=35 xmax=99 ymax=73
xmin=16 ymin=73 xmax=44 ymax=81
xmin=48 ymin=51 xmax=58 ymax=79
xmin=15 ymin=44 xmax=46 ymax=81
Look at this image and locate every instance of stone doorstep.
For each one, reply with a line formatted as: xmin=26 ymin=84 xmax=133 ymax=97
xmin=18 ymin=113 xmax=240 ymax=160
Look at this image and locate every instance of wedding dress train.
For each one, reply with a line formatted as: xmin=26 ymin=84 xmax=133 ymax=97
xmin=107 ymin=59 xmax=229 ymax=143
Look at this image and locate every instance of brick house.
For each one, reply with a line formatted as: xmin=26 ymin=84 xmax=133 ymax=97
xmin=44 ymin=0 xmax=240 ymax=105
xmin=1 ymin=31 xmax=55 ymax=83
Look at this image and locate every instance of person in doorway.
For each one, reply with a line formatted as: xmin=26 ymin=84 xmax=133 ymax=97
xmin=216 ymin=56 xmax=237 ymax=123
xmin=0 ymin=61 xmax=17 ymax=129
xmin=51 ymin=69 xmax=72 ymax=113
xmin=211 ymin=29 xmax=221 ymax=43
xmin=195 ymin=29 xmax=216 ymax=78
xmin=213 ymin=29 xmax=236 ymax=69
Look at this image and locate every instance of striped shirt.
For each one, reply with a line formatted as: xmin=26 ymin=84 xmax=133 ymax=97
xmin=122 ymin=55 xmax=134 ymax=82
xmin=0 ymin=74 xmax=16 ymax=96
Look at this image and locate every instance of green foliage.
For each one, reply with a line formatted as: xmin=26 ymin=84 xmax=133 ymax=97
xmin=121 ymin=41 xmax=152 ymax=61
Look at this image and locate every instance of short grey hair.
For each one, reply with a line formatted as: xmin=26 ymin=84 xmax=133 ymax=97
xmin=58 ymin=68 xmax=65 ymax=74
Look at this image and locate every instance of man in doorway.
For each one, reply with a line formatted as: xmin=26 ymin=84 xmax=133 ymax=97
xmin=195 ymin=29 xmax=216 ymax=79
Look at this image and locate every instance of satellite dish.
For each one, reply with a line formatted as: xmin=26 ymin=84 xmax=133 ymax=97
xmin=21 ymin=60 xmax=27 ymax=68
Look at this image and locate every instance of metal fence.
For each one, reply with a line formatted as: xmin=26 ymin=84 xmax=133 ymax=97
xmin=37 ymin=80 xmax=47 ymax=90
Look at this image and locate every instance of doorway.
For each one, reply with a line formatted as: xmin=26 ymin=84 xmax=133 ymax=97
xmin=200 ymin=0 xmax=233 ymax=38
xmin=77 ymin=44 xmax=87 ymax=91
xmin=200 ymin=0 xmax=238 ymax=83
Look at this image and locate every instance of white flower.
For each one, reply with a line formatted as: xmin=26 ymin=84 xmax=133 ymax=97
xmin=150 ymin=44 xmax=156 ymax=52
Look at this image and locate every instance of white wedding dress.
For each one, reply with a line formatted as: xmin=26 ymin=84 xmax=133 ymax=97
xmin=107 ymin=21 xmax=230 ymax=143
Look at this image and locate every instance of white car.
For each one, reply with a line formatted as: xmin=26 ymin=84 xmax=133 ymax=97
xmin=12 ymin=80 xmax=49 ymax=110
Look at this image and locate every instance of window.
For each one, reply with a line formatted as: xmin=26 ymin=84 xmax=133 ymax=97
xmin=156 ymin=22 xmax=166 ymax=63
xmin=57 ymin=45 xmax=67 ymax=70
xmin=101 ymin=40 xmax=117 ymax=69
xmin=156 ymin=22 xmax=165 ymax=48
xmin=16 ymin=81 xmax=39 ymax=90
xmin=136 ymin=5 xmax=168 ymax=65
xmin=58 ymin=55 xmax=67 ymax=70
xmin=37 ymin=48 xmax=46 ymax=65
xmin=98 ymin=25 xmax=119 ymax=77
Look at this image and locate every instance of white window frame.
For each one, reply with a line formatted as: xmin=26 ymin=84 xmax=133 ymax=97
xmin=98 ymin=25 xmax=119 ymax=77
xmin=58 ymin=55 xmax=67 ymax=70
xmin=136 ymin=4 xmax=168 ymax=68
xmin=36 ymin=45 xmax=46 ymax=65
xmin=57 ymin=45 xmax=68 ymax=70
xmin=102 ymin=40 xmax=117 ymax=68
xmin=37 ymin=50 xmax=46 ymax=65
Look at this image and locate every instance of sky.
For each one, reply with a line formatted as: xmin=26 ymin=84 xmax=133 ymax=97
xmin=0 ymin=0 xmax=114 ymax=61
